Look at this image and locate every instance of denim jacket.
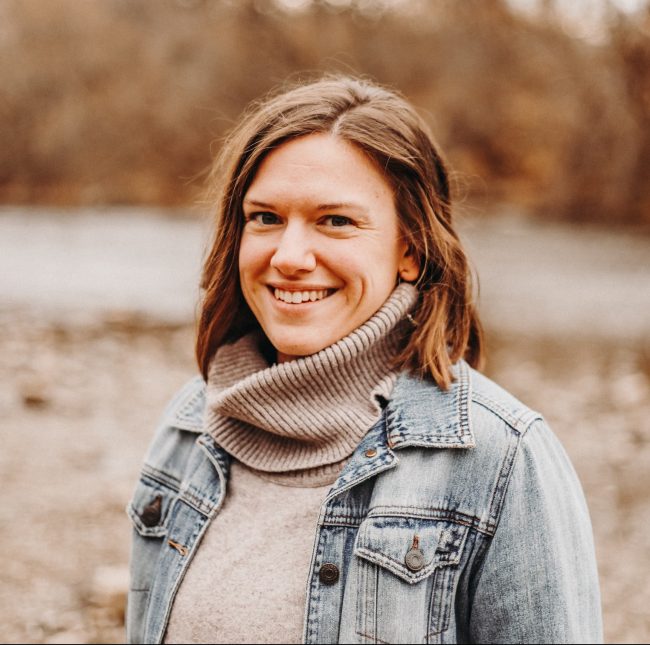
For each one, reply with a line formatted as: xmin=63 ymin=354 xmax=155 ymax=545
xmin=126 ymin=360 xmax=602 ymax=644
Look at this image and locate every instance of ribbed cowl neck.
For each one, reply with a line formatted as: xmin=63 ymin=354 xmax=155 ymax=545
xmin=203 ymin=283 xmax=418 ymax=486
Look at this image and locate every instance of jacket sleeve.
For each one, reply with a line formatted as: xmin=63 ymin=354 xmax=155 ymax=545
xmin=469 ymin=420 xmax=603 ymax=644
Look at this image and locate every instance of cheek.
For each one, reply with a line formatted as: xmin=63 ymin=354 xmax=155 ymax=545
xmin=239 ymin=236 xmax=269 ymax=282
xmin=325 ymin=243 xmax=394 ymax=286
xmin=238 ymin=244 xmax=265 ymax=307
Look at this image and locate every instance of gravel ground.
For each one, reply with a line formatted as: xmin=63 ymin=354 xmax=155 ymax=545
xmin=1 ymin=322 xmax=649 ymax=643
xmin=1 ymin=210 xmax=648 ymax=643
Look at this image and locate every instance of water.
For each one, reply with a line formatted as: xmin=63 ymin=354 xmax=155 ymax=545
xmin=1 ymin=206 xmax=648 ymax=340
xmin=0 ymin=207 xmax=209 ymax=325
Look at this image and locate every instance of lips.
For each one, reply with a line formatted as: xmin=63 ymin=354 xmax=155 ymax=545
xmin=273 ymin=288 xmax=335 ymax=304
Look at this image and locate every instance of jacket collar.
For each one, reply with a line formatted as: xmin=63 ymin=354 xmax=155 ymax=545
xmin=385 ymin=359 xmax=475 ymax=449
xmin=165 ymin=375 xmax=206 ymax=433
xmin=167 ymin=360 xmax=475 ymax=450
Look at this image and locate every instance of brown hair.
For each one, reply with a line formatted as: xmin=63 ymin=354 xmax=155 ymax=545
xmin=196 ymin=75 xmax=483 ymax=390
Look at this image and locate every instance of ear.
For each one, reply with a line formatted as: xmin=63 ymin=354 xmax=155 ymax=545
xmin=398 ymin=245 xmax=420 ymax=282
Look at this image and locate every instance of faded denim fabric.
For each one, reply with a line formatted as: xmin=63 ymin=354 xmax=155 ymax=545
xmin=126 ymin=361 xmax=602 ymax=644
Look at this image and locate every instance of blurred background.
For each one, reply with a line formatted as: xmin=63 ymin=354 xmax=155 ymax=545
xmin=0 ymin=0 xmax=648 ymax=642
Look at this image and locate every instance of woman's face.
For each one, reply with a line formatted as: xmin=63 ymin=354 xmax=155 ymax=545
xmin=239 ymin=133 xmax=418 ymax=363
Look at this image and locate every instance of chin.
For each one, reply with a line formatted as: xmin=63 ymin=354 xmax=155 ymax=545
xmin=276 ymin=344 xmax=322 ymax=360
xmin=272 ymin=336 xmax=329 ymax=361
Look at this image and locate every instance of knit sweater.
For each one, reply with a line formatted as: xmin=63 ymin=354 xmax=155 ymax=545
xmin=203 ymin=283 xmax=418 ymax=485
xmin=164 ymin=462 xmax=330 ymax=644
xmin=164 ymin=284 xmax=417 ymax=642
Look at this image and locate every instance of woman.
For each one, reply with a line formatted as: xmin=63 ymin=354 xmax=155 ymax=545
xmin=126 ymin=76 xmax=602 ymax=644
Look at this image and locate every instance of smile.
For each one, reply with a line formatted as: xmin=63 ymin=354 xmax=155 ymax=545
xmin=272 ymin=288 xmax=335 ymax=304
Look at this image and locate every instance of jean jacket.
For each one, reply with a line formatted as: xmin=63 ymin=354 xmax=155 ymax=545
xmin=126 ymin=360 xmax=602 ymax=644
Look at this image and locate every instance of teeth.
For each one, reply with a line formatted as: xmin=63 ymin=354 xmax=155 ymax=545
xmin=273 ymin=288 xmax=331 ymax=304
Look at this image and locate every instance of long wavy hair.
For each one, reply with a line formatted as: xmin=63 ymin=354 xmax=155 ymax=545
xmin=196 ymin=75 xmax=484 ymax=390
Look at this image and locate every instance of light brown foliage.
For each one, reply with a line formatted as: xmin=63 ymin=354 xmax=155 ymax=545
xmin=0 ymin=0 xmax=648 ymax=226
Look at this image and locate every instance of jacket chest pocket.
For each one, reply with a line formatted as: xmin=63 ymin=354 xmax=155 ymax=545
xmin=353 ymin=516 xmax=468 ymax=644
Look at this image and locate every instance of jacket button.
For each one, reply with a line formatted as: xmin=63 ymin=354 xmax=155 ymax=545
xmin=140 ymin=495 xmax=162 ymax=527
xmin=319 ymin=563 xmax=340 ymax=585
xmin=405 ymin=548 xmax=425 ymax=572
xmin=364 ymin=448 xmax=377 ymax=458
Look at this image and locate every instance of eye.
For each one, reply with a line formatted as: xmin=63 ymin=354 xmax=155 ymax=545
xmin=248 ymin=212 xmax=281 ymax=226
xmin=322 ymin=215 xmax=353 ymax=228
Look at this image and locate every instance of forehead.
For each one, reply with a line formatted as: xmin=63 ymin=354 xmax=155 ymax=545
xmin=244 ymin=133 xmax=395 ymax=209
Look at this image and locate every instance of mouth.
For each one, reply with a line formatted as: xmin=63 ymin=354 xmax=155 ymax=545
xmin=271 ymin=287 xmax=337 ymax=305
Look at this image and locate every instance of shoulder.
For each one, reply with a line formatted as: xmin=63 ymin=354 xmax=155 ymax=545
xmin=390 ymin=360 xmax=574 ymax=493
xmin=468 ymin=364 xmax=544 ymax=438
xmin=466 ymin=366 xmax=574 ymax=479
xmin=386 ymin=362 xmax=578 ymax=535
xmin=389 ymin=360 xmax=545 ymax=451
xmin=464 ymin=363 xmax=573 ymax=481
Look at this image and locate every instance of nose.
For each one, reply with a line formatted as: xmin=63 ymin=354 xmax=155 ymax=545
xmin=270 ymin=222 xmax=317 ymax=275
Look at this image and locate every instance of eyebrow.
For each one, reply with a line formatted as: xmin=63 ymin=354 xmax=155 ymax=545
xmin=243 ymin=199 xmax=368 ymax=213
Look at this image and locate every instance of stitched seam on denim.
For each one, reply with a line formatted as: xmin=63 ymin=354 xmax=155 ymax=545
xmin=471 ymin=391 xmax=543 ymax=434
xmin=483 ymin=417 xmax=548 ymax=533
xmin=141 ymin=465 xmax=181 ymax=491
xmin=365 ymin=507 xmax=492 ymax=536
xmin=427 ymin=566 xmax=453 ymax=637
xmin=372 ymin=560 xmax=380 ymax=641
xmin=176 ymin=440 xmax=223 ymax=515
xmin=197 ymin=433 xmax=227 ymax=459
xmin=391 ymin=436 xmax=474 ymax=447
xmin=356 ymin=547 xmax=453 ymax=583
xmin=356 ymin=558 xmax=367 ymax=641
xmin=485 ymin=431 xmax=521 ymax=531
xmin=178 ymin=488 xmax=212 ymax=516
xmin=519 ymin=412 xmax=547 ymax=436
xmin=356 ymin=630 xmax=391 ymax=644
xmin=386 ymin=365 xmax=472 ymax=446
xmin=356 ymin=558 xmax=390 ymax=642
xmin=322 ymin=508 xmax=367 ymax=522
xmin=323 ymin=511 xmax=369 ymax=519
xmin=324 ymin=461 xmax=397 ymax=504
xmin=457 ymin=360 xmax=471 ymax=439
xmin=305 ymin=529 xmax=326 ymax=644
xmin=322 ymin=517 xmax=364 ymax=528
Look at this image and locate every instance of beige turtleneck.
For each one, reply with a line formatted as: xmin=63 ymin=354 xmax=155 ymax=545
xmin=203 ymin=283 xmax=418 ymax=484
xmin=164 ymin=284 xmax=417 ymax=643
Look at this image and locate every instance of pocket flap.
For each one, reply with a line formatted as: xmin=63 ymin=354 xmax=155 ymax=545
xmin=126 ymin=474 xmax=178 ymax=537
xmin=354 ymin=516 xmax=468 ymax=584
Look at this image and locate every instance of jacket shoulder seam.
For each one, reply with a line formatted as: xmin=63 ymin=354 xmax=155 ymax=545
xmin=469 ymin=389 xmax=543 ymax=531
xmin=484 ymin=427 xmax=522 ymax=532
xmin=471 ymin=390 xmax=542 ymax=436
